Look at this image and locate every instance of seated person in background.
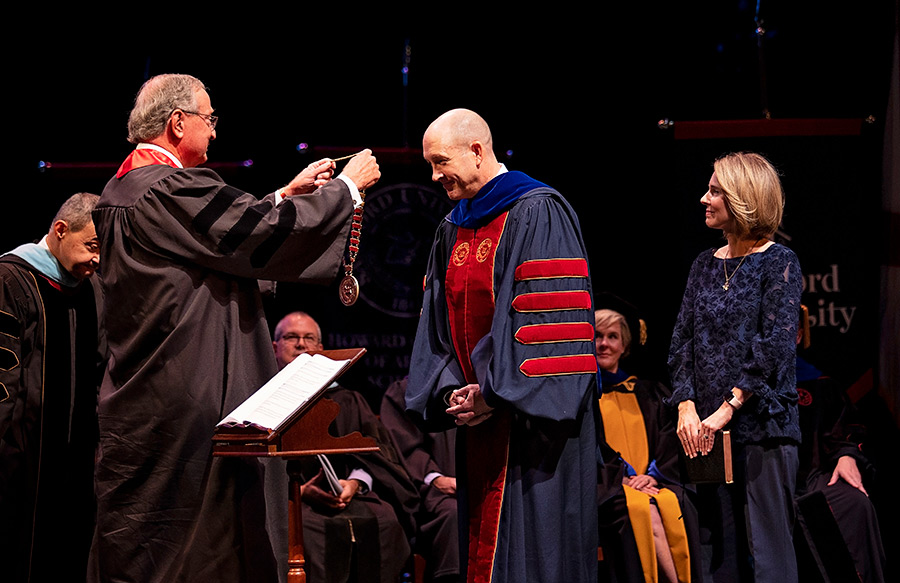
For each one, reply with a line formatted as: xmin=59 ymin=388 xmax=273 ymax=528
xmin=794 ymin=306 xmax=886 ymax=583
xmin=272 ymin=312 xmax=419 ymax=583
xmin=594 ymin=305 xmax=699 ymax=583
xmin=381 ymin=378 xmax=459 ymax=583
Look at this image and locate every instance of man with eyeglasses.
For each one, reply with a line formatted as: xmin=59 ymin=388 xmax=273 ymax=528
xmin=0 ymin=192 xmax=104 ymax=583
xmin=273 ymin=312 xmax=325 ymax=369
xmin=88 ymin=74 xmax=381 ymax=583
xmin=270 ymin=311 xmax=419 ymax=583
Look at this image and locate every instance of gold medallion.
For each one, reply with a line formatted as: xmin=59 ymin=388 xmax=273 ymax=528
xmin=339 ymin=274 xmax=360 ymax=306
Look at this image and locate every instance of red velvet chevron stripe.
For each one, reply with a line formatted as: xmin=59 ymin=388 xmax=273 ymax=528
xmin=519 ymin=354 xmax=598 ymax=377
xmin=514 ymin=322 xmax=595 ymax=345
xmin=514 ymin=257 xmax=589 ymax=281
xmin=511 ymin=290 xmax=592 ymax=312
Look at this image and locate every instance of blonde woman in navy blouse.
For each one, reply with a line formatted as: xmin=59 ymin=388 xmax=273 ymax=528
xmin=668 ymin=152 xmax=803 ymax=582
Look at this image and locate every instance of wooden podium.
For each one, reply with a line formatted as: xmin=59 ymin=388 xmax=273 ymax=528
xmin=212 ymin=349 xmax=378 ymax=583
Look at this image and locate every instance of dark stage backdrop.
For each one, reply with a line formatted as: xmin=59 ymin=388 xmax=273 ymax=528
xmin=606 ymin=125 xmax=885 ymax=391
xmin=23 ymin=129 xmax=880 ymax=414
xmin=7 ymin=4 xmax=896 ymax=440
xmin=7 ymin=11 xmax=898 ymax=572
xmin=9 ymin=56 xmax=892 ymax=411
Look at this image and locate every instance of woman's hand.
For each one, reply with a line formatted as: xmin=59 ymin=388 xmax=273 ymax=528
xmin=699 ymin=403 xmax=734 ymax=455
xmin=676 ymin=400 xmax=703 ymax=458
xmin=624 ymin=474 xmax=660 ymax=495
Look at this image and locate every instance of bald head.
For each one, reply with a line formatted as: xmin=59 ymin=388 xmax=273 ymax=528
xmin=272 ymin=311 xmax=324 ymax=369
xmin=425 ymin=108 xmax=494 ymax=151
xmin=423 ymin=109 xmax=502 ymax=201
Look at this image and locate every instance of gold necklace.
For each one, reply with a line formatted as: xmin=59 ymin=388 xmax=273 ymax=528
xmin=722 ymin=238 xmax=763 ymax=291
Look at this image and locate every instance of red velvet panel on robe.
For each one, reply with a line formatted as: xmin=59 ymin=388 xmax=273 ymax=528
xmin=408 ymin=184 xmax=599 ymax=583
xmin=445 ymin=213 xmax=510 ymax=583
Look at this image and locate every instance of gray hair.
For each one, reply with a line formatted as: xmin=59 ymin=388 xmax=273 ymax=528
xmin=51 ymin=192 xmax=99 ymax=232
xmin=127 ymin=74 xmax=206 ymax=144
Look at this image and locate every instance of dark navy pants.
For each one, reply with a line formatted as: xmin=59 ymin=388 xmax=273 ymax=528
xmin=695 ymin=442 xmax=798 ymax=583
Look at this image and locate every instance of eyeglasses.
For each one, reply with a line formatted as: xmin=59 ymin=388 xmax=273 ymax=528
xmin=278 ymin=333 xmax=319 ymax=345
xmin=177 ymin=109 xmax=218 ymax=130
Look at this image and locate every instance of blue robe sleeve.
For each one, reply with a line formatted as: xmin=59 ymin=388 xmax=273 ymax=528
xmin=407 ymin=219 xmax=468 ymax=430
xmin=479 ymin=192 xmax=597 ymax=421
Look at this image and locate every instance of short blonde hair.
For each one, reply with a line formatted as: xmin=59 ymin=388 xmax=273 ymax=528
xmin=594 ymin=309 xmax=631 ymax=358
xmin=713 ymin=152 xmax=784 ymax=239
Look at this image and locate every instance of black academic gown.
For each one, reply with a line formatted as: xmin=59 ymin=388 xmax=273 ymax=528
xmin=292 ymin=384 xmax=419 ymax=583
xmin=597 ymin=375 xmax=701 ymax=583
xmin=0 ymin=254 xmax=104 ymax=583
xmin=381 ymin=378 xmax=459 ymax=581
xmin=89 ymin=152 xmax=353 ymax=583
xmin=794 ymin=360 xmax=886 ymax=583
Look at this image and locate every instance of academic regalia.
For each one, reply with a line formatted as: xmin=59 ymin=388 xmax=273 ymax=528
xmin=89 ymin=148 xmax=353 ymax=583
xmin=289 ymin=384 xmax=419 ymax=583
xmin=407 ymin=170 xmax=599 ymax=583
xmin=0 ymin=249 xmax=105 ymax=583
xmin=794 ymin=357 xmax=886 ymax=583
xmin=597 ymin=369 xmax=700 ymax=583
xmin=381 ymin=378 xmax=459 ymax=581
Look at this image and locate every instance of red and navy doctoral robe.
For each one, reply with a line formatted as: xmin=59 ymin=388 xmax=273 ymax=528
xmin=407 ymin=171 xmax=599 ymax=583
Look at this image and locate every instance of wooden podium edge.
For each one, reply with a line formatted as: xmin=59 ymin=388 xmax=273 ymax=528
xmin=212 ymin=348 xmax=377 ymax=457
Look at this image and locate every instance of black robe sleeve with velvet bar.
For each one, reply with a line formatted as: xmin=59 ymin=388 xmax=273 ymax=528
xmin=89 ymin=163 xmax=353 ymax=583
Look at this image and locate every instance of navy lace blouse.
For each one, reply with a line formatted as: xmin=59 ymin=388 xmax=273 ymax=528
xmin=668 ymin=243 xmax=803 ymax=445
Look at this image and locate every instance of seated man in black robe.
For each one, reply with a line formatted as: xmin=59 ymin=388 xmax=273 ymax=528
xmin=272 ymin=311 xmax=419 ymax=583
xmin=794 ymin=307 xmax=886 ymax=583
xmin=381 ymin=377 xmax=459 ymax=583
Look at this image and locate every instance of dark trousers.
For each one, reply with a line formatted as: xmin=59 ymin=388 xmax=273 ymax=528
xmin=695 ymin=442 xmax=798 ymax=583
